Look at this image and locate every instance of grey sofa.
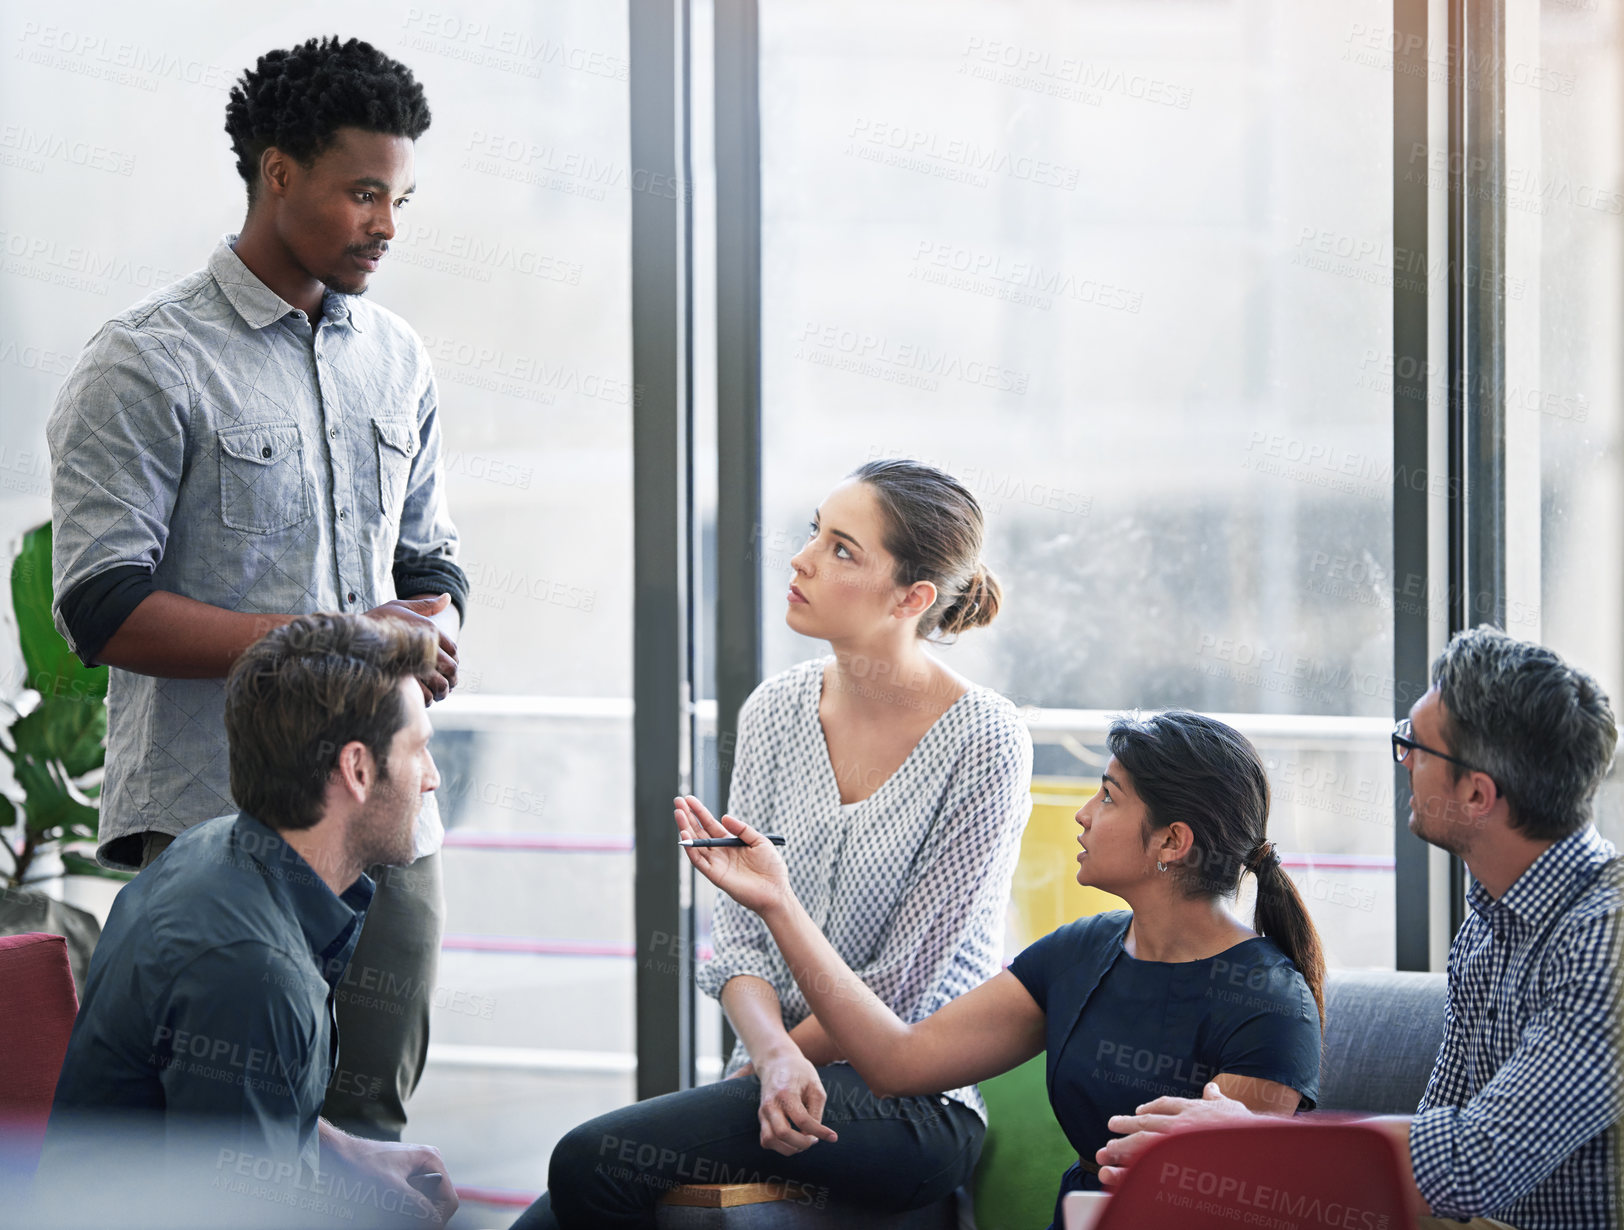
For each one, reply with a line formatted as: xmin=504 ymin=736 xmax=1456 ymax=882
xmin=1318 ymin=969 xmax=1448 ymax=1115
xmin=654 ymin=969 xmax=1449 ymax=1228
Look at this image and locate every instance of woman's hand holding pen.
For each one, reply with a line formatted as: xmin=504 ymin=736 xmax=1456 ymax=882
xmin=679 ymin=803 xmax=837 ymax=1154
xmin=674 ymin=795 xmax=793 ymax=918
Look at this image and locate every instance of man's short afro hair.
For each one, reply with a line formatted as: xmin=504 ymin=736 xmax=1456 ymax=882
xmin=225 ymin=36 xmax=431 ymax=201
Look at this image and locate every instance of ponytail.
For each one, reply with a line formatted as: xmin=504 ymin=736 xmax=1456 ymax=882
xmin=1248 ymin=842 xmax=1326 ymax=1027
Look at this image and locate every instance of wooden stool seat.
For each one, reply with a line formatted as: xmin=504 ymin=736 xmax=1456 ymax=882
xmin=660 ymin=1182 xmax=809 ymax=1208
xmin=653 ymin=1182 xmax=962 ymax=1228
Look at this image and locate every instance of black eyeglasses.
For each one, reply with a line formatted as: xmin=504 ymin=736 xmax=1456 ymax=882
xmin=1391 ymin=719 xmax=1481 ymax=773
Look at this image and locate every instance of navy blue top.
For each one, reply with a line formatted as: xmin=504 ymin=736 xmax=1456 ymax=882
xmin=1008 ymin=911 xmax=1321 ymax=1227
xmin=46 ymin=813 xmax=373 ymax=1178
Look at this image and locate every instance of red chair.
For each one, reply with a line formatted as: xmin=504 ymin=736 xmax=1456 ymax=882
xmin=0 ymin=932 xmax=80 ymax=1171
xmin=1064 ymin=1120 xmax=1420 ymax=1230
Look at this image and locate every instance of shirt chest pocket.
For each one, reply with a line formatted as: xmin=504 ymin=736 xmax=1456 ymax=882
xmin=217 ymin=423 xmax=312 ymax=534
xmin=373 ymin=417 xmax=417 ymax=524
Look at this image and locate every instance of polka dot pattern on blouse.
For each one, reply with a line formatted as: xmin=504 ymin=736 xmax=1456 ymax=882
xmin=697 ymin=657 xmax=1034 ymax=1120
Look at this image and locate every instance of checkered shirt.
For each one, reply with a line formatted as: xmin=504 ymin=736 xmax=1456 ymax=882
xmin=47 ymin=237 xmax=460 ymax=866
xmin=1410 ymin=824 xmax=1621 ymax=1228
xmin=696 ymin=658 xmax=1034 ymax=1121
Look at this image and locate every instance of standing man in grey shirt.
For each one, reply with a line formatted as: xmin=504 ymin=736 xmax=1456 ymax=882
xmin=46 ymin=35 xmax=467 ymax=1144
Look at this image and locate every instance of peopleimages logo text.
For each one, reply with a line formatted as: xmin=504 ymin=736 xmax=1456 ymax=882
xmin=1157 ymin=1162 xmax=1391 ymax=1230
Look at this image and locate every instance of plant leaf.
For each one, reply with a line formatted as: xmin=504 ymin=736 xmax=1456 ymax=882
xmin=14 ymin=755 xmax=98 ymax=843
xmin=12 ymin=523 xmax=108 ymax=703
xmin=40 ymin=694 xmax=105 ymax=777
xmin=59 ymin=850 xmax=131 ymax=881
xmin=10 ymin=698 xmax=103 ymax=772
xmin=4 ymin=522 xmax=111 ymax=879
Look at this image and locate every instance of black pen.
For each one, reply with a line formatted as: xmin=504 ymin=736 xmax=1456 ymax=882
xmin=679 ymin=835 xmax=787 ymax=848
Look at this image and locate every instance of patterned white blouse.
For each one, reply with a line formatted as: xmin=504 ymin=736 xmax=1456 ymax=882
xmin=696 ymin=657 xmax=1034 ymax=1120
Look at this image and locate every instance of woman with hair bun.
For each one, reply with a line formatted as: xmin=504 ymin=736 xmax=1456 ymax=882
xmin=677 ymin=709 xmax=1324 ymax=1230
xmin=514 ymin=460 xmax=1033 ymax=1228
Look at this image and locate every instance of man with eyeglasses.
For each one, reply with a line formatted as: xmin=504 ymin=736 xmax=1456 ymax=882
xmin=1097 ymin=625 xmax=1620 ymax=1230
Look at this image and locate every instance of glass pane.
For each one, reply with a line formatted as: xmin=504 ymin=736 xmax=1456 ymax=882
xmin=757 ymin=0 xmax=1396 ymax=966
xmin=1514 ymin=0 xmax=1624 ymax=846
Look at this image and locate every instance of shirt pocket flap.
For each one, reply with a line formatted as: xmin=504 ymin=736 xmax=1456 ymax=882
xmin=219 ymin=422 xmax=303 ymax=466
xmin=373 ymin=418 xmax=418 ymax=458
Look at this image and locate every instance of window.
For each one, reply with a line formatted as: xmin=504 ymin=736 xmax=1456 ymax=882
xmin=755 ymin=0 xmax=1398 ymax=966
xmin=1512 ymin=0 xmax=1624 ymax=847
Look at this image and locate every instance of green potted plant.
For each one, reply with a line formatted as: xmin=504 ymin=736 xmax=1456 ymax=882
xmin=0 ymin=521 xmax=123 ymax=991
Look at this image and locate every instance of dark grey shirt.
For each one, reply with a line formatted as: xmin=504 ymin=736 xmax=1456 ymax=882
xmin=46 ymin=236 xmax=464 ymax=866
xmin=47 ymin=813 xmax=373 ymax=1178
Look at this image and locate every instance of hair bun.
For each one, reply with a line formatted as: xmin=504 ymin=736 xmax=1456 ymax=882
xmin=938 ymin=563 xmax=1003 ymax=638
xmin=848 ymin=458 xmax=1000 ymax=639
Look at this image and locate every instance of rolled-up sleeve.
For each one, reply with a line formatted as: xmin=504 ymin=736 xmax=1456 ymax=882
xmin=698 ymin=895 xmax=782 ymax=999
xmin=47 ymin=324 xmax=192 ymax=656
xmin=1409 ymin=907 xmax=1621 ymax=1218
xmin=391 ymin=363 xmax=467 ymax=620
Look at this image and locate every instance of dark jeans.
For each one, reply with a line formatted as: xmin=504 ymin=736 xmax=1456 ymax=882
xmin=511 ymin=1064 xmax=984 ymax=1230
xmin=137 ymin=835 xmax=445 ymax=1142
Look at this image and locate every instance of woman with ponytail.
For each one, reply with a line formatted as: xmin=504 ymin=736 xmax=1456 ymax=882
xmin=515 ymin=460 xmax=1033 ymax=1229
xmin=1104 ymin=710 xmax=1326 ymax=1028
xmin=675 ymin=709 xmax=1323 ymax=1230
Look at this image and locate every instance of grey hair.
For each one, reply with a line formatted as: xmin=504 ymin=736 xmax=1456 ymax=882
xmin=1432 ymin=625 xmax=1618 ymax=841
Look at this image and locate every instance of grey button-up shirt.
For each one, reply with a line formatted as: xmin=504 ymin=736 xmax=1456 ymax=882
xmin=48 ymin=237 xmax=461 ymax=868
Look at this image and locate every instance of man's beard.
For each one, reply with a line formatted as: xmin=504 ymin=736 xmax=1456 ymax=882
xmin=321 ymin=273 xmax=371 ymax=298
xmin=1408 ymin=800 xmax=1474 ymax=858
xmin=347 ymin=772 xmax=419 ymax=870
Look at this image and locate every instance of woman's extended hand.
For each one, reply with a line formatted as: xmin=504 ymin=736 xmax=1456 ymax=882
xmin=674 ymin=795 xmax=793 ymax=918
